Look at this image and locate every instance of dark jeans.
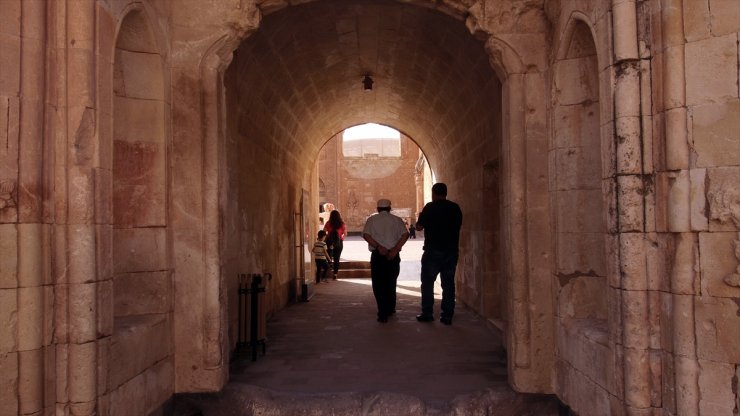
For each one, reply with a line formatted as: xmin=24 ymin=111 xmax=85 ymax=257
xmin=420 ymin=250 xmax=459 ymax=319
xmin=329 ymin=241 xmax=343 ymax=274
xmin=315 ymin=259 xmax=329 ymax=283
xmin=370 ymin=251 xmax=400 ymax=318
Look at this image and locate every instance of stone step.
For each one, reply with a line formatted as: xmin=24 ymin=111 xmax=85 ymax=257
xmin=338 ymin=260 xmax=370 ymax=269
xmin=336 ymin=260 xmax=371 ymax=278
xmin=338 ymin=269 xmax=372 ymax=278
xmin=172 ymin=385 xmax=561 ymax=416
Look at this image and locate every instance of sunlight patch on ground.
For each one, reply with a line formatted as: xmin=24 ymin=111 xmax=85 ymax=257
xmin=340 ymin=278 xmax=442 ymax=299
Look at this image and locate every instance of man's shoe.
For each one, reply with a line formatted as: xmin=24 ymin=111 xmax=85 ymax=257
xmin=377 ymin=316 xmax=388 ymax=323
xmin=440 ymin=317 xmax=452 ymax=325
xmin=416 ymin=314 xmax=434 ymax=322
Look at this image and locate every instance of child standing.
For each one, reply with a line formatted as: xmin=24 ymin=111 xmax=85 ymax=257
xmin=313 ymin=230 xmax=332 ymax=283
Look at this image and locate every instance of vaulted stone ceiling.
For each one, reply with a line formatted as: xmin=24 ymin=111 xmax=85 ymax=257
xmin=226 ymin=0 xmax=501 ymax=173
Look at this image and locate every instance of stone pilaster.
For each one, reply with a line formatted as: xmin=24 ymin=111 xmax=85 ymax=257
xmin=61 ymin=1 xmax=99 ymax=414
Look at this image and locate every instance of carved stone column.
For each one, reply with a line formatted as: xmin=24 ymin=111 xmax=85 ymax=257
xmin=14 ymin=2 xmax=52 ymax=415
xmin=60 ymin=1 xmax=99 ymax=414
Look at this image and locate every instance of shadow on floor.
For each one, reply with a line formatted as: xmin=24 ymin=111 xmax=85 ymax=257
xmin=172 ymin=279 xmax=561 ymax=415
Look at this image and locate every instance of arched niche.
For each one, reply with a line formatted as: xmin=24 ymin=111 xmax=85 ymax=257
xmin=550 ymin=15 xmax=612 ymax=413
xmin=112 ymin=9 xmax=169 ymax=321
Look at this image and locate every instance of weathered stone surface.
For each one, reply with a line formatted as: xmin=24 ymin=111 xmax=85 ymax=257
xmin=17 ymin=223 xmax=43 ymax=288
xmin=557 ymin=319 xmax=609 ymax=389
xmin=555 ymin=357 xmax=611 ymax=416
xmin=17 ymin=286 xmax=43 ymax=351
xmin=114 ymin=50 xmax=164 ymax=101
xmin=623 ymin=346 xmax=651 ymax=408
xmin=112 ymin=227 xmax=167 ymax=273
xmin=692 ymin=100 xmax=740 ymax=168
xmin=110 ymin=358 xmax=173 ymax=416
xmin=558 ymin=276 xmax=607 ymax=319
xmin=0 ymin=351 xmax=19 ymax=416
xmin=555 ymin=189 xmax=603 ymax=233
xmin=0 ymin=288 xmax=17 ymax=354
xmin=113 ymin=271 xmax=171 ymax=317
xmin=552 ymin=147 xmax=602 ymax=191
xmin=0 ymin=34 xmax=21 ymax=95
xmin=685 ymin=34 xmax=739 ymax=106
xmin=690 ymin=168 xmax=708 ymax=231
xmin=112 ymin=141 xmax=166 ymax=228
xmin=0 ymin=224 xmax=17 ymax=288
xmin=109 ymin=314 xmax=170 ymax=389
xmin=556 ymin=231 xmax=606 ymax=276
xmin=43 ymin=345 xmax=55 ymax=409
xmin=622 ymin=289 xmax=650 ymax=349
xmin=617 ymin=175 xmax=645 ymax=232
xmin=553 ymin=57 xmax=599 ymax=106
xmin=112 ymin=97 xmax=165 ymax=144
xmin=706 ymin=167 xmax=740 ymax=232
xmin=68 ymin=282 xmax=97 ymax=344
xmin=68 ymin=341 xmax=97 ymax=404
xmin=67 ymin=224 xmax=97 ymax=284
xmin=97 ymin=279 xmax=113 ymax=338
xmin=619 ymin=233 xmax=648 ymax=291
xmin=695 ymin=296 xmax=740 ymax=363
xmin=616 ymin=116 xmax=642 ymax=175
xmin=709 ymin=0 xmax=740 ymax=37
xmin=96 ymin=224 xmax=113 ymax=281
xmin=645 ymin=233 xmax=671 ymax=292
xmin=699 ymin=232 xmax=740 ymax=298
xmin=0 ymin=0 xmax=21 ymax=36
xmin=698 ymin=359 xmax=736 ymax=416
xmin=18 ymin=347 xmax=43 ymax=414
xmin=683 ymin=0 xmax=711 ymax=42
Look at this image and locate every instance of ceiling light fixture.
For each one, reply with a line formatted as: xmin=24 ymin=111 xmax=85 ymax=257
xmin=362 ymin=75 xmax=373 ymax=91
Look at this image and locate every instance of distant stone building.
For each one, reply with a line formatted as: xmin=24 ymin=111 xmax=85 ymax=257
xmin=318 ymin=133 xmax=426 ymax=232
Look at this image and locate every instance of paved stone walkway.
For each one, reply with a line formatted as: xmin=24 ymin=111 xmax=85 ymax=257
xmin=174 ymin=237 xmax=559 ymax=415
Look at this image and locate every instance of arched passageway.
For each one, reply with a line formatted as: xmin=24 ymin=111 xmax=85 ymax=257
xmin=220 ymin=0 xmax=506 ymax=370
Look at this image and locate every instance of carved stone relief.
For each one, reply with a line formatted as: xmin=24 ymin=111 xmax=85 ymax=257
xmin=706 ymin=169 xmax=740 ymax=288
xmin=724 ymin=239 xmax=740 ymax=287
xmin=0 ymin=179 xmax=16 ymax=211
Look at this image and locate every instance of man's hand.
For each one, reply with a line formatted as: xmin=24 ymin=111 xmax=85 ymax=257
xmin=386 ymin=248 xmax=399 ymax=260
xmin=377 ymin=246 xmax=389 ymax=256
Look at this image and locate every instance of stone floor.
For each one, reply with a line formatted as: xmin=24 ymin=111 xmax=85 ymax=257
xmin=173 ymin=237 xmax=561 ymax=415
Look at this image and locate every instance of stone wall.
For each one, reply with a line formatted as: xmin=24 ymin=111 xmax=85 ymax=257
xmin=547 ymin=0 xmax=740 ymax=414
xmin=658 ymin=0 xmax=740 ymax=414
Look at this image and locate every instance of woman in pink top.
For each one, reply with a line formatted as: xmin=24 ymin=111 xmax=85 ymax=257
xmin=323 ymin=210 xmax=347 ymax=279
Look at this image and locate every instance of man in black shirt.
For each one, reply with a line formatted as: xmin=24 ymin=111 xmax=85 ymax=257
xmin=415 ymin=183 xmax=463 ymax=325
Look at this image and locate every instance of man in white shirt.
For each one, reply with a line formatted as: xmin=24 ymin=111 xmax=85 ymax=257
xmin=362 ymin=199 xmax=410 ymax=323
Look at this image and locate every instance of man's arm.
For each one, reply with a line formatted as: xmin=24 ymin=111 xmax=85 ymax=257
xmin=387 ymin=232 xmax=409 ymax=259
xmin=363 ymin=233 xmax=389 ymax=256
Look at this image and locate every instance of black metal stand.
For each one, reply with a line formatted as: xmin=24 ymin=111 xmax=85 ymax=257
xmin=237 ymin=273 xmax=270 ymax=361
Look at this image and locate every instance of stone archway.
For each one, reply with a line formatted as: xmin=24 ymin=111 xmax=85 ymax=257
xmin=171 ymin=0 xmax=553 ymax=395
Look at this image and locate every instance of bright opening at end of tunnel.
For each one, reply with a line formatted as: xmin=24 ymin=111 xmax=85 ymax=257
xmin=342 ymin=123 xmax=400 ymax=141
